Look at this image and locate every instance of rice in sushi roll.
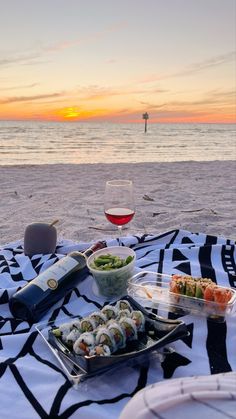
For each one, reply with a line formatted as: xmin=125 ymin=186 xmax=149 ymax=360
xmin=95 ymin=327 xmax=116 ymax=352
xmin=116 ymin=300 xmax=132 ymax=312
xmin=89 ymin=311 xmax=107 ymax=327
xmin=80 ymin=317 xmax=97 ymax=332
xmin=73 ymin=332 xmax=95 ymax=355
xmin=107 ymin=321 xmax=126 ymax=349
xmin=65 ymin=328 xmax=81 ymax=347
xmin=116 ymin=309 xmax=132 ymax=320
xmin=57 ymin=322 xmax=74 ymax=342
xmin=101 ymin=305 xmax=118 ymax=320
xmin=89 ymin=344 xmax=111 ymax=357
xmin=119 ymin=317 xmax=138 ymax=341
xmin=131 ymin=310 xmax=145 ymax=332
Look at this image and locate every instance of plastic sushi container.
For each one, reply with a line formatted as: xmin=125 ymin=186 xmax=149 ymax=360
xmin=127 ymin=271 xmax=236 ymax=322
xmin=35 ymin=296 xmax=188 ymax=386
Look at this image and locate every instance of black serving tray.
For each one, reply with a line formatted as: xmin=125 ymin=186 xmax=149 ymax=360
xmin=47 ymin=296 xmax=188 ymax=376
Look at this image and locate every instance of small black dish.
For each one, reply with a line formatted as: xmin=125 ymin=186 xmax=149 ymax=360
xmin=48 ymin=295 xmax=188 ymax=376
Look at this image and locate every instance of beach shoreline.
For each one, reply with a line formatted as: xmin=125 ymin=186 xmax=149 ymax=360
xmin=1 ymin=160 xmax=235 ymax=246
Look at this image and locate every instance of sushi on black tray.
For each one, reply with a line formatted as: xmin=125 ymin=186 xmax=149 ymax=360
xmin=48 ymin=296 xmax=188 ymax=376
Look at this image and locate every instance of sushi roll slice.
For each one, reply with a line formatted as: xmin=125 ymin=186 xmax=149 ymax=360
xmin=131 ymin=310 xmax=145 ymax=332
xmin=107 ymin=322 xmax=126 ymax=349
xmin=66 ymin=328 xmax=81 ymax=348
xmin=204 ymin=284 xmax=216 ymax=301
xmin=195 ymin=278 xmax=213 ymax=299
xmin=119 ymin=317 xmax=138 ymax=341
xmin=101 ymin=305 xmax=118 ymax=320
xmin=116 ymin=300 xmax=132 ymax=312
xmin=95 ymin=327 xmax=116 ymax=352
xmin=213 ymin=287 xmax=233 ymax=305
xmin=58 ymin=322 xmax=74 ymax=342
xmin=71 ymin=319 xmax=81 ymax=330
xmin=185 ymin=279 xmax=196 ymax=297
xmin=170 ymin=275 xmax=186 ymax=295
xmin=89 ymin=344 xmax=111 ymax=357
xmin=73 ymin=332 xmax=95 ymax=355
xmin=89 ymin=311 xmax=107 ymax=327
xmin=116 ymin=309 xmax=132 ymax=320
xmin=80 ymin=317 xmax=97 ymax=333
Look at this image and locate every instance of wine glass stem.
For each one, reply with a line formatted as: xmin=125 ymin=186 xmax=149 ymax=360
xmin=117 ymin=225 xmax=122 ymax=237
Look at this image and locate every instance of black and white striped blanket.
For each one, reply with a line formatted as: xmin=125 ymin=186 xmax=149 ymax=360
xmin=0 ymin=229 xmax=235 ymax=419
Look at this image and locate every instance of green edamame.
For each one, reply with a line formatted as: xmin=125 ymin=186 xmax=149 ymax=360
xmin=90 ymin=253 xmax=134 ymax=271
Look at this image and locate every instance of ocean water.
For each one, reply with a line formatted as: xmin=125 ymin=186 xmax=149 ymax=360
xmin=0 ymin=121 xmax=235 ymax=165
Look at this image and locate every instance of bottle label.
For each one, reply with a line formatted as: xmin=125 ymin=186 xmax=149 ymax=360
xmin=33 ymin=256 xmax=78 ymax=291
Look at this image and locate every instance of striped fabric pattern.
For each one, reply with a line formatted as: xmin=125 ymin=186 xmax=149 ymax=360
xmin=120 ymin=372 xmax=236 ymax=419
xmin=0 ymin=229 xmax=235 ymax=419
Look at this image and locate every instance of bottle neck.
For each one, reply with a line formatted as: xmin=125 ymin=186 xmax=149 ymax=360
xmin=67 ymin=241 xmax=107 ymax=260
xmin=83 ymin=241 xmax=106 ymax=258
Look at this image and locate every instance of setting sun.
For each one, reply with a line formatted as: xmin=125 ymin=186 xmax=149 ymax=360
xmin=61 ymin=107 xmax=80 ymax=119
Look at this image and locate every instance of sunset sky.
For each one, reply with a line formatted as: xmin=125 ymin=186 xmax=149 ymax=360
xmin=0 ymin=0 xmax=235 ymax=123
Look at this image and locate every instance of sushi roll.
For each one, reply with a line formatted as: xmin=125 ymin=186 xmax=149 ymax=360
xmin=95 ymin=327 xmax=116 ymax=352
xmin=131 ymin=310 xmax=145 ymax=332
xmin=89 ymin=344 xmax=111 ymax=357
xmin=185 ymin=279 xmax=196 ymax=297
xmin=204 ymin=284 xmax=216 ymax=301
xmin=73 ymin=332 xmax=95 ymax=355
xmin=119 ymin=317 xmax=138 ymax=341
xmin=170 ymin=275 xmax=186 ymax=295
xmin=195 ymin=278 xmax=213 ymax=299
xmin=107 ymin=321 xmax=126 ymax=349
xmin=80 ymin=316 xmax=97 ymax=333
xmin=89 ymin=311 xmax=107 ymax=327
xmin=213 ymin=287 xmax=233 ymax=305
xmin=71 ymin=319 xmax=81 ymax=330
xmin=116 ymin=300 xmax=132 ymax=312
xmin=116 ymin=309 xmax=132 ymax=320
xmin=101 ymin=305 xmax=118 ymax=320
xmin=66 ymin=328 xmax=81 ymax=347
xmin=58 ymin=322 xmax=74 ymax=342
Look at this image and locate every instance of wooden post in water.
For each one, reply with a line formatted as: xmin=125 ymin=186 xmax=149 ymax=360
xmin=142 ymin=112 xmax=149 ymax=133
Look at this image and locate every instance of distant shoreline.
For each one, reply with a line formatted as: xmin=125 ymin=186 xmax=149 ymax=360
xmin=0 ymin=119 xmax=235 ymax=124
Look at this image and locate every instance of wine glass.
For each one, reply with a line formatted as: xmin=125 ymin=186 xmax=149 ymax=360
xmin=104 ymin=180 xmax=135 ymax=236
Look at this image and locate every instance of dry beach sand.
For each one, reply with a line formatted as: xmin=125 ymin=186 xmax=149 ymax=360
xmin=0 ymin=160 xmax=236 ymax=246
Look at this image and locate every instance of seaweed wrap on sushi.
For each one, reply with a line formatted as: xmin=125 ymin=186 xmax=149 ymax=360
xmin=119 ymin=317 xmax=138 ymax=341
xmin=101 ymin=304 xmax=118 ymax=320
xmin=107 ymin=321 xmax=126 ymax=349
xmin=116 ymin=300 xmax=132 ymax=312
xmin=131 ymin=310 xmax=145 ymax=332
xmin=95 ymin=327 xmax=117 ymax=352
xmin=73 ymin=332 xmax=95 ymax=355
xmin=80 ymin=316 xmax=97 ymax=332
xmin=89 ymin=311 xmax=107 ymax=327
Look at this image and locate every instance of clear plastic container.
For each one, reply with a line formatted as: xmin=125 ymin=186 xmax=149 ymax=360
xmin=87 ymin=246 xmax=136 ymax=297
xmin=128 ymin=271 xmax=236 ymax=321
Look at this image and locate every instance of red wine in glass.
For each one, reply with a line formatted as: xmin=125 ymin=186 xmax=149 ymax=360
xmin=104 ymin=180 xmax=135 ymax=236
xmin=105 ymin=207 xmax=135 ymax=226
